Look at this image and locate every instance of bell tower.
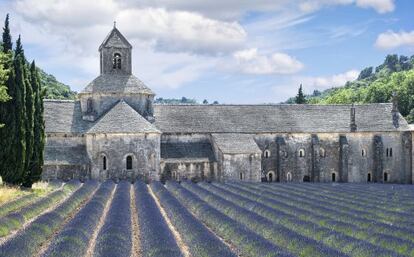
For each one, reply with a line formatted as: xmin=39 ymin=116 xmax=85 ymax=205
xmin=99 ymin=22 xmax=132 ymax=75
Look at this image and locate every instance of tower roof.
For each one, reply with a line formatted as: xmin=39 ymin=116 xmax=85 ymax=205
xmin=80 ymin=74 xmax=154 ymax=95
xmin=99 ymin=26 xmax=132 ymax=50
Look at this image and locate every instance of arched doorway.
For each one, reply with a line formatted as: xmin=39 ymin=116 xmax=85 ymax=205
xmin=331 ymin=172 xmax=336 ymax=182
xmin=267 ymin=171 xmax=276 ymax=182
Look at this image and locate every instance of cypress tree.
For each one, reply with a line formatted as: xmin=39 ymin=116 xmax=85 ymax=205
xmin=27 ymin=61 xmax=44 ymax=185
xmin=8 ymin=37 xmax=27 ymax=184
xmin=0 ymin=15 xmax=15 ymax=182
xmin=2 ymin=14 xmax=12 ymax=53
xmin=295 ymin=84 xmax=307 ymax=104
xmin=15 ymin=36 xmax=35 ymax=185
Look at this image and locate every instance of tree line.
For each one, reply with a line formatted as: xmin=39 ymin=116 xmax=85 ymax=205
xmin=290 ymin=54 xmax=414 ymax=123
xmin=0 ymin=14 xmax=45 ymax=186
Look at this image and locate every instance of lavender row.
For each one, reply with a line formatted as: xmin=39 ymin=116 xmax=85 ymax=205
xmin=0 ymin=180 xmax=80 ymax=237
xmin=232 ymin=182 xmax=414 ymax=248
xmin=0 ymin=194 xmax=38 ymax=218
xmin=150 ymin=181 xmax=236 ymax=257
xmin=208 ymin=182 xmax=408 ymax=257
xmin=166 ymin=181 xmax=292 ymax=257
xmin=0 ymin=180 xmax=99 ymax=257
xmin=180 ymin=181 xmax=346 ymax=257
xmin=280 ymin=183 xmax=414 ymax=218
xmin=42 ymin=181 xmax=115 ymax=257
xmin=93 ymin=181 xmax=132 ymax=257
xmin=265 ymin=183 xmax=414 ymax=229
xmin=134 ymin=181 xmax=182 ymax=257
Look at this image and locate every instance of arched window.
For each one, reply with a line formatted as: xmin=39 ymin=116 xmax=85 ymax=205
xmin=319 ymin=148 xmax=326 ymax=158
xmin=367 ymin=173 xmax=371 ymax=182
xmin=383 ymin=172 xmax=389 ymax=182
xmin=331 ymin=172 xmax=336 ymax=182
xmin=239 ymin=172 xmax=243 ymax=180
xmin=286 ymin=172 xmax=292 ymax=182
xmin=86 ymin=98 xmax=93 ymax=113
xmin=264 ymin=150 xmax=270 ymax=158
xmin=102 ymin=156 xmax=107 ymax=171
xmin=298 ymin=149 xmax=305 ymax=158
xmin=126 ymin=155 xmax=133 ymax=170
xmin=361 ymin=149 xmax=367 ymax=157
xmin=113 ymin=53 xmax=121 ymax=69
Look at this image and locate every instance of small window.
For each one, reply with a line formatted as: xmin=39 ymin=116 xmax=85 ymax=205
xmin=264 ymin=150 xmax=270 ymax=158
xmin=367 ymin=173 xmax=371 ymax=182
xmin=361 ymin=149 xmax=367 ymax=157
xmin=86 ymin=98 xmax=93 ymax=113
xmin=102 ymin=156 xmax=107 ymax=171
xmin=384 ymin=172 xmax=389 ymax=182
xmin=286 ymin=172 xmax=292 ymax=182
xmin=113 ymin=53 xmax=121 ymax=69
xmin=319 ymin=148 xmax=326 ymax=158
xmin=298 ymin=149 xmax=305 ymax=158
xmin=126 ymin=155 xmax=133 ymax=170
xmin=240 ymin=172 xmax=243 ymax=180
xmin=386 ymin=148 xmax=393 ymax=157
xmin=331 ymin=173 xmax=336 ymax=182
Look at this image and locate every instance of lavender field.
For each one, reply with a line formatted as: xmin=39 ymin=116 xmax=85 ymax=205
xmin=0 ymin=181 xmax=413 ymax=257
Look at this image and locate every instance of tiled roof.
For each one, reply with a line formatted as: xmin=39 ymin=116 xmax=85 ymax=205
xmin=153 ymin=103 xmax=409 ymax=133
xmin=80 ymin=74 xmax=154 ymax=95
xmin=212 ymin=134 xmax=261 ymax=154
xmin=44 ymin=100 xmax=93 ymax=134
xmin=87 ymin=100 xmax=160 ymax=134
xmin=161 ymin=142 xmax=215 ymax=161
xmin=44 ymin=145 xmax=89 ymax=165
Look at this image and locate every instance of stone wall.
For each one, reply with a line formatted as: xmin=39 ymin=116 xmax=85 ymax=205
xmin=254 ymin=132 xmax=411 ymax=184
xmin=86 ymin=133 xmax=160 ymax=181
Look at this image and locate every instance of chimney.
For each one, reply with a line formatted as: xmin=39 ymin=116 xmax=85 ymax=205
xmin=350 ymin=104 xmax=357 ymax=132
xmin=391 ymin=92 xmax=399 ymax=128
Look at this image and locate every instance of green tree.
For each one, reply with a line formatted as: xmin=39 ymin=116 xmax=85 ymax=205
xmin=0 ymin=15 xmax=16 ymax=183
xmin=26 ymin=61 xmax=44 ymax=186
xmin=9 ymin=42 xmax=27 ymax=184
xmin=358 ymin=67 xmax=373 ymax=80
xmin=2 ymin=14 xmax=12 ymax=53
xmin=203 ymin=99 xmax=208 ymax=104
xmin=0 ymin=52 xmax=10 ymax=127
xmin=295 ymin=84 xmax=306 ymax=104
xmin=15 ymin=36 xmax=35 ymax=183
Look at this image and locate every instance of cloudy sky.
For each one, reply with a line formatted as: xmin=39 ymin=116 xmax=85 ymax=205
xmin=1 ymin=0 xmax=413 ymax=103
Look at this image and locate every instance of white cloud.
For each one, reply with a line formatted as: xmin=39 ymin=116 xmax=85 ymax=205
xmin=299 ymin=0 xmax=394 ymax=14
xmin=355 ymin=0 xmax=395 ymax=14
xmin=233 ymin=48 xmax=304 ymax=75
xmin=116 ymin=8 xmax=246 ymax=55
xmin=375 ymin=30 xmax=414 ymax=49
xmin=298 ymin=69 xmax=359 ymax=90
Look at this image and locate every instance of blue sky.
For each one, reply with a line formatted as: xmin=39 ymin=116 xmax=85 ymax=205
xmin=1 ymin=0 xmax=413 ymax=103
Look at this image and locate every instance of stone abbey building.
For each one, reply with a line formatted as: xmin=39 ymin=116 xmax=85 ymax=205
xmin=43 ymin=27 xmax=414 ymax=184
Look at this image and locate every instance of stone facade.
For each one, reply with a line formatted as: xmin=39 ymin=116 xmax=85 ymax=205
xmin=42 ymin=26 xmax=414 ymax=184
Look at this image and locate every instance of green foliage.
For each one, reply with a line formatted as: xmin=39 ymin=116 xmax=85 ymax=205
xmin=2 ymin=14 xmax=12 ymax=53
xmin=154 ymin=97 xmax=198 ymax=104
xmin=37 ymin=68 xmax=76 ymax=100
xmin=295 ymin=84 xmax=307 ymax=104
xmin=295 ymin=54 xmax=414 ymax=123
xmin=0 ymin=15 xmax=45 ymax=186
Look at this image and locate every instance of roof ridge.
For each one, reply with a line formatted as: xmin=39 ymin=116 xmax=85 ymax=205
xmin=44 ymin=99 xmax=76 ymax=103
xmin=154 ymin=103 xmax=393 ymax=107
